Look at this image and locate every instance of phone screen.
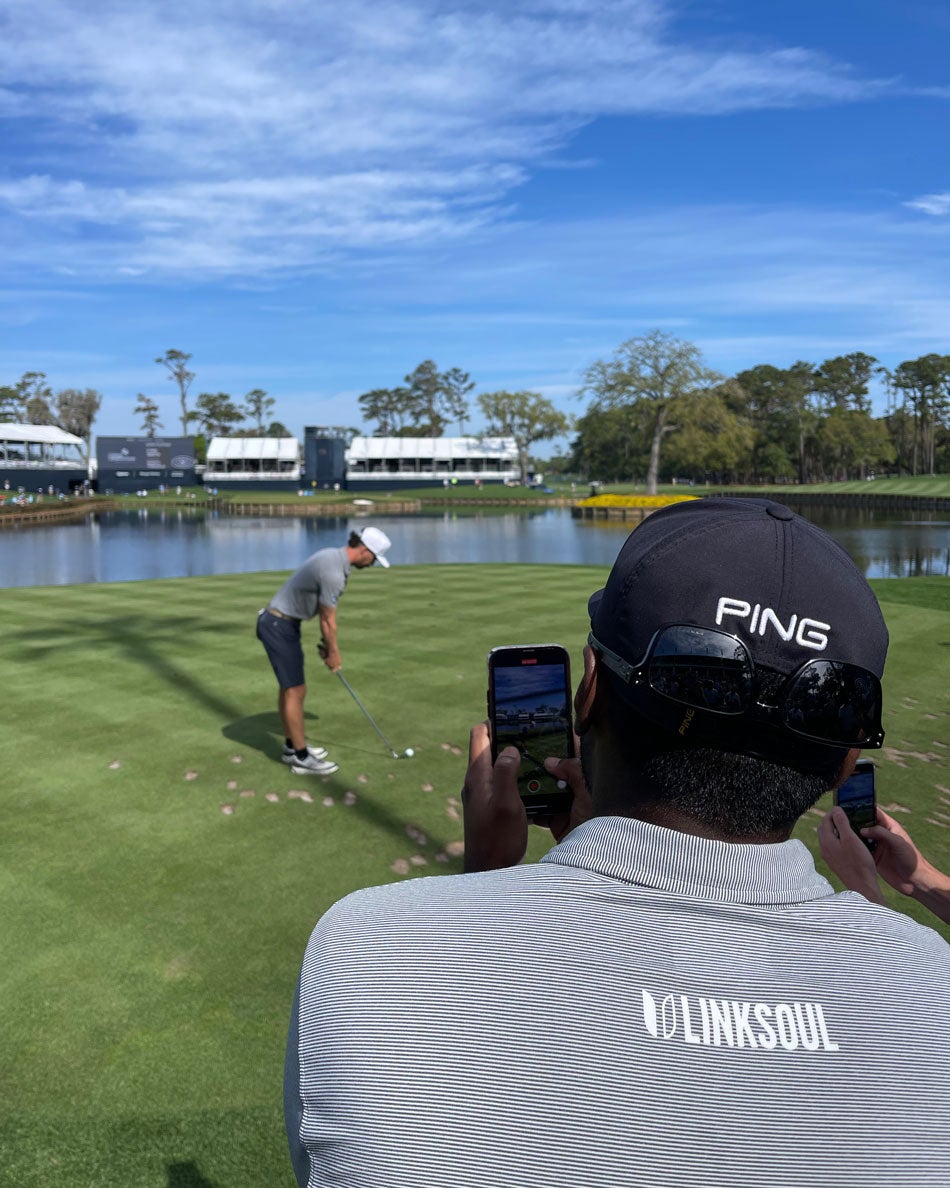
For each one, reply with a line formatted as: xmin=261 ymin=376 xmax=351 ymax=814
xmin=488 ymin=644 xmax=574 ymax=817
xmin=834 ymin=762 xmax=876 ymax=833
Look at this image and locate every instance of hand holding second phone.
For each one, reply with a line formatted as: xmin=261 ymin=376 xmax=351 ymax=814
xmin=862 ymin=807 xmax=941 ymax=898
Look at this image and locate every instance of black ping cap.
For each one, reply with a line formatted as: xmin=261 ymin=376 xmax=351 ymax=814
xmin=589 ymin=497 xmax=888 ymax=680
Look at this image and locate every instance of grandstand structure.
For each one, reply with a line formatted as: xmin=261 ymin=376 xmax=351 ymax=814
xmin=203 ymin=437 xmax=302 ymax=489
xmin=0 ymin=424 xmax=88 ymax=492
xmin=2 ymin=425 xmax=523 ymax=493
xmin=198 ymin=432 xmax=520 ymax=491
xmin=345 ymin=436 xmax=519 ymax=490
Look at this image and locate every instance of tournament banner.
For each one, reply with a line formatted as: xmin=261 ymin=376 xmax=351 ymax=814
xmin=96 ymin=436 xmax=197 ymax=488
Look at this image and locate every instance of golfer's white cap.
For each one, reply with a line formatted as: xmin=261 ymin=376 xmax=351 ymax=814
xmin=357 ymin=526 xmax=392 ymax=567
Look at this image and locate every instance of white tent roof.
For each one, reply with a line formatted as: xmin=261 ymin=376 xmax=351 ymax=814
xmin=206 ymin=437 xmax=299 ymax=462
xmin=0 ymin=423 xmax=85 ymax=446
xmin=347 ymin=436 xmax=517 ymax=461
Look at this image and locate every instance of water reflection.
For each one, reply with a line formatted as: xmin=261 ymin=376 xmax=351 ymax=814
xmin=0 ymin=505 xmax=947 ymax=588
xmin=792 ymin=503 xmax=950 ymax=579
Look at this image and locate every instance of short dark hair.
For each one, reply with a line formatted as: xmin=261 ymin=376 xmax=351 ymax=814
xmin=348 ymin=531 xmax=363 ymax=549
xmin=637 ymin=748 xmax=832 ymax=837
xmin=601 ymin=687 xmax=840 ymax=837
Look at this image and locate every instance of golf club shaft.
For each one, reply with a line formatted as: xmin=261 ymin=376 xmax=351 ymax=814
xmin=336 ymin=671 xmax=399 ymax=757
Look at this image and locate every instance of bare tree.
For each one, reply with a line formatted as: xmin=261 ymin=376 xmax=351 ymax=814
xmin=155 ymin=349 xmax=195 ymax=435
xmin=243 ymin=388 xmax=275 ymax=434
xmin=134 ymin=394 xmax=164 ymax=435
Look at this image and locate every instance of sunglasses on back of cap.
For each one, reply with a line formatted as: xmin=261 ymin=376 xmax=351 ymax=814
xmin=588 ymin=623 xmax=884 ymax=749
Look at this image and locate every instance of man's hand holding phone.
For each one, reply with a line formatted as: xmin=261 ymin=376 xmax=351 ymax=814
xmin=486 ymin=643 xmax=576 ymax=818
xmin=462 ymin=722 xmax=590 ymax=874
xmin=818 ymin=806 xmax=885 ymax=904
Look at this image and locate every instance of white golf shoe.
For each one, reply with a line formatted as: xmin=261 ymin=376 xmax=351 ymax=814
xmin=288 ymin=752 xmax=339 ymax=776
xmin=282 ymin=743 xmax=329 ymax=763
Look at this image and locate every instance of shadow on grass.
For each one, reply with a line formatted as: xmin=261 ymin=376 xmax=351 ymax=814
xmin=11 ymin=614 xmax=245 ymax=724
xmin=221 ymin=710 xmax=285 ymax=760
xmin=220 ymin=709 xmax=365 ymax=762
xmin=222 ymin=711 xmax=458 ymax=854
xmin=167 ymin=1162 xmax=216 ymax=1187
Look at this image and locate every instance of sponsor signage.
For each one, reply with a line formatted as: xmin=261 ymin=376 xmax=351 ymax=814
xmin=97 ymin=437 xmax=196 ymax=475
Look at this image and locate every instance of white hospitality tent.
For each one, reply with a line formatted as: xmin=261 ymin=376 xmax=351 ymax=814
xmin=0 ymin=423 xmax=86 ymax=465
xmin=345 ymin=436 xmax=519 ymax=484
xmin=204 ymin=437 xmax=301 ymax=479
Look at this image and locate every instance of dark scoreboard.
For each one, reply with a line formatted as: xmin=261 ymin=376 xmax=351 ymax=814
xmin=96 ymin=437 xmax=197 ymax=491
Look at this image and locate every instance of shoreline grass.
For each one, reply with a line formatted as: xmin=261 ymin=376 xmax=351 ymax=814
xmin=1 ymin=566 xmax=947 ymax=1184
xmin=3 ymin=474 xmax=950 ymax=526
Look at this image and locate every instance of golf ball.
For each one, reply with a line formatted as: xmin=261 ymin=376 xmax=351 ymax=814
xmin=404 ymin=748 xmax=414 ymax=757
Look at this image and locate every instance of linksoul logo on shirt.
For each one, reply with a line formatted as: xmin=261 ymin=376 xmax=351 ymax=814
xmin=641 ymin=989 xmax=839 ymax=1052
xmin=715 ymin=597 xmax=831 ymax=652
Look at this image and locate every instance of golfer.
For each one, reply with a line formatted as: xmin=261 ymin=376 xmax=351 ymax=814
xmin=257 ymin=526 xmax=392 ymax=774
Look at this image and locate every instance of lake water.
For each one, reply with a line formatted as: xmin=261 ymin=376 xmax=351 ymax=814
xmin=1 ymin=504 xmax=948 ymax=589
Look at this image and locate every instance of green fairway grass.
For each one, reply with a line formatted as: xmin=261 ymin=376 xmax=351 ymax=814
xmin=1 ymin=566 xmax=947 ymax=1185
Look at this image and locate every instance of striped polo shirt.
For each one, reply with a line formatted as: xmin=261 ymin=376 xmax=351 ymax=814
xmin=286 ymin=816 xmax=950 ymax=1187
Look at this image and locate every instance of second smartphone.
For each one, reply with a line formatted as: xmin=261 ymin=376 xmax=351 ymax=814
xmin=834 ymin=758 xmax=877 ymax=840
xmin=487 ymin=643 xmax=575 ymax=818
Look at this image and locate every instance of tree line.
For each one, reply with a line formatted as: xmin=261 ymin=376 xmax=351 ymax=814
xmin=3 ymin=336 xmax=948 ymax=486
xmin=570 ymin=331 xmax=950 ymax=493
xmin=147 ymin=350 xmax=292 ymax=441
xmin=0 ymin=351 xmax=572 ymax=483
xmin=356 ymin=360 xmax=570 ymax=483
xmin=0 ymin=372 xmax=103 ymax=459
xmin=0 ymin=351 xmax=294 ymax=461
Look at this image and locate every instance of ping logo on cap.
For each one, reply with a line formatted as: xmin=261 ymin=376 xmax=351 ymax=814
xmin=715 ymin=597 xmax=830 ymax=652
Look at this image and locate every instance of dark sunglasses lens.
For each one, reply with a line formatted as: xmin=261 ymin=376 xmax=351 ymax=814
xmin=783 ymin=662 xmax=882 ymax=745
xmin=647 ymin=626 xmax=753 ymax=714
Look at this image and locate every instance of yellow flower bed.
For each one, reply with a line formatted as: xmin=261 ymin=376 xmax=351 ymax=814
xmin=576 ymin=493 xmax=699 ymax=509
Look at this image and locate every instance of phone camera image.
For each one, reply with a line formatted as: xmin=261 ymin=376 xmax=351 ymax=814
xmin=834 ymin=761 xmax=876 ymax=837
xmin=488 ymin=645 xmax=574 ymax=818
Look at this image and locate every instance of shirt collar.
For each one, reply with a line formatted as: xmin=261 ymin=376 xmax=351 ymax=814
xmin=541 ymin=816 xmax=834 ymax=906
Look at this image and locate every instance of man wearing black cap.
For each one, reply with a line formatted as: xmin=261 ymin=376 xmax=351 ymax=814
xmin=284 ymin=499 xmax=950 ymax=1187
xmin=257 ymin=526 xmax=391 ymax=774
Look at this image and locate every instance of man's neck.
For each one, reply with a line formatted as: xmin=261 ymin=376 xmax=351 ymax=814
xmin=594 ymin=800 xmax=793 ymax=845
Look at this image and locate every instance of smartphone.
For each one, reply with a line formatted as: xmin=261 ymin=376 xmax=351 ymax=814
xmin=487 ymin=644 xmax=575 ymax=818
xmin=834 ymin=759 xmax=877 ymax=839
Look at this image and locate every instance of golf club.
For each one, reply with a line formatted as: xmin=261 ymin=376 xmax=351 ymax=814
xmin=335 ymin=671 xmax=414 ymax=759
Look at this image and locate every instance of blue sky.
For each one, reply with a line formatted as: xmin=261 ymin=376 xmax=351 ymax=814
xmin=1 ymin=0 xmax=948 ymax=445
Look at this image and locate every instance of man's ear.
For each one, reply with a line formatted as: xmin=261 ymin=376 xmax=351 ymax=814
xmin=573 ymin=645 xmax=601 ymax=735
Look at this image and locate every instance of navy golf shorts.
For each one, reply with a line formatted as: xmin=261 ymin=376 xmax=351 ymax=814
xmin=257 ymin=609 xmax=306 ymax=689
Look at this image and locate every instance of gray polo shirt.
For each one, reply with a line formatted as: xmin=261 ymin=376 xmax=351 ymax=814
xmin=270 ymin=547 xmax=350 ymax=622
xmin=286 ymin=815 xmax=950 ymax=1187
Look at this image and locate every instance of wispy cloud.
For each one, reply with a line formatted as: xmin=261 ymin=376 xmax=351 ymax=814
xmin=0 ymin=0 xmax=890 ymax=278
xmin=905 ymin=193 xmax=950 ymax=216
